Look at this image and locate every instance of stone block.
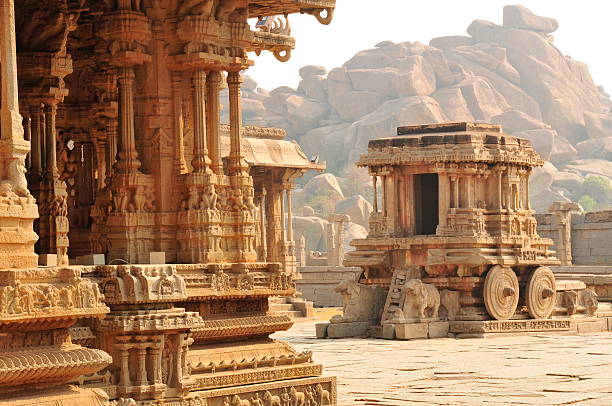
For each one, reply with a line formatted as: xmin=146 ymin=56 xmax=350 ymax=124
xmin=576 ymin=319 xmax=607 ymax=334
xmin=315 ymin=322 xmax=329 ymax=338
xmin=382 ymin=324 xmax=396 ymax=339
xmin=590 ymin=248 xmax=612 ymax=256
xmin=572 ymin=248 xmax=592 ymax=258
xmin=428 ymin=321 xmax=450 ymax=338
xmin=395 ymin=323 xmax=428 ymax=340
xmin=326 ymin=321 xmax=370 ymax=338
xmin=149 ymin=251 xmax=166 ymax=264
xmin=607 ymin=317 xmax=612 ymax=331
xmin=38 ymin=254 xmax=57 ymax=267
xmin=76 ymin=254 xmax=105 ymax=266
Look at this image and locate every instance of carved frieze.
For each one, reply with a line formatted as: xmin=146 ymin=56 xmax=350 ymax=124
xmin=98 ymin=265 xmax=188 ymax=304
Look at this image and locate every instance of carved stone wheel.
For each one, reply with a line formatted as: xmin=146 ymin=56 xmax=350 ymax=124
xmin=525 ymin=266 xmax=557 ymax=319
xmin=483 ymin=265 xmax=519 ymax=320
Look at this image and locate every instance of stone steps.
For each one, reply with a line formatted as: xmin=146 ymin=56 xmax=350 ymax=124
xmin=269 ymin=303 xmax=294 ymax=312
xmin=268 ymin=296 xmax=314 ymax=319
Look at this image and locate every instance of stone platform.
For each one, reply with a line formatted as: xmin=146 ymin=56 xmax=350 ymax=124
xmin=276 ymin=321 xmax=612 ymax=405
xmin=554 ymin=266 xmax=612 ymax=301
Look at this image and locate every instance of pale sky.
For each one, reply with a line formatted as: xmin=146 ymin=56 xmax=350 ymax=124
xmin=248 ymin=1 xmax=612 ymax=92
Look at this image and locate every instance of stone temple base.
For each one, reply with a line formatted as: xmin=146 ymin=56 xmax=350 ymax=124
xmin=0 ymin=386 xmax=111 ymax=406
xmin=190 ymin=376 xmax=337 ymax=406
xmin=449 ymin=317 xmax=609 ymax=338
xmin=316 ymin=321 xmax=370 ymax=338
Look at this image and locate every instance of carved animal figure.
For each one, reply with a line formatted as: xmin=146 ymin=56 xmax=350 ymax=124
xmin=404 ymin=279 xmax=440 ymax=320
xmin=263 ymin=391 xmax=281 ymax=406
xmin=563 ymin=290 xmax=578 ymax=316
xmin=231 ymin=394 xmax=251 ymax=406
xmin=315 ymin=384 xmax=330 ymax=406
xmin=581 ymin=289 xmax=598 ymax=316
xmin=289 ymin=387 xmax=305 ymax=406
xmin=331 ymin=279 xmax=386 ymax=323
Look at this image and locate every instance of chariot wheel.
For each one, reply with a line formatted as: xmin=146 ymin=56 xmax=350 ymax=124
xmin=483 ymin=265 xmax=519 ymax=320
xmin=525 ymin=266 xmax=556 ymax=319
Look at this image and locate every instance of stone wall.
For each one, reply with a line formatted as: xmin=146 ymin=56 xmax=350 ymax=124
xmin=297 ymin=266 xmax=362 ymax=307
xmin=537 ymin=210 xmax=612 ymax=265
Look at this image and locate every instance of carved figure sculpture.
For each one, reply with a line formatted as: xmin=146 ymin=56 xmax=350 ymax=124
xmin=231 ymin=394 xmax=251 ymax=406
xmin=404 ymin=279 xmax=440 ymax=320
xmin=563 ymin=290 xmax=578 ymax=316
xmin=581 ymin=289 xmax=598 ymax=316
xmin=289 ymin=387 xmax=305 ymax=406
xmin=315 ymin=384 xmax=330 ymax=406
xmin=331 ymin=280 xmax=385 ymax=323
xmin=263 ymin=391 xmax=281 ymax=406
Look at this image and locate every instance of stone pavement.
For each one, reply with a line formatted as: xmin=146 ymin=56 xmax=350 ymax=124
xmin=274 ymin=321 xmax=612 ymax=405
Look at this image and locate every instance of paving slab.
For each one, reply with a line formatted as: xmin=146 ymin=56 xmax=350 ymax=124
xmin=274 ymin=322 xmax=612 ymax=405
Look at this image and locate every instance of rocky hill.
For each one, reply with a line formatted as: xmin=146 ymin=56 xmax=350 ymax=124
xmin=228 ymin=5 xmax=612 ymax=213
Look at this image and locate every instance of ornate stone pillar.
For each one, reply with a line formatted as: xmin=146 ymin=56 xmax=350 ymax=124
xmin=116 ymin=340 xmax=131 ymax=387
xmin=437 ymin=172 xmax=449 ymax=234
xmin=135 ymin=343 xmax=148 ymax=386
xmin=191 ymin=69 xmax=211 ymax=174
xmin=286 ymin=187 xmax=293 ymax=243
xmin=372 ymin=176 xmax=378 ymax=213
xmin=206 ymin=71 xmax=222 ymax=175
xmin=115 ymin=67 xmax=141 ymax=174
xmin=0 ymin=0 xmax=38 ymax=268
xmin=29 ymin=104 xmax=43 ymax=180
xmin=259 ymin=188 xmax=267 ymax=261
xmin=227 ymin=71 xmax=248 ymax=175
xmin=106 ymin=119 xmax=118 ymax=182
xmin=171 ymin=72 xmax=187 ymax=176
xmin=280 ymin=188 xmax=286 ymax=244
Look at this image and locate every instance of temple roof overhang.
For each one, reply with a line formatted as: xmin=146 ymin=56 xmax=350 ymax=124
xmin=219 ymin=126 xmax=324 ymax=170
xmin=247 ymin=0 xmax=336 ymax=24
xmin=358 ymin=122 xmax=544 ymax=168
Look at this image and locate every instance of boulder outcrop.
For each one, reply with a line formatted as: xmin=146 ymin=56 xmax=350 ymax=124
xmin=235 ymin=6 xmax=612 ymax=212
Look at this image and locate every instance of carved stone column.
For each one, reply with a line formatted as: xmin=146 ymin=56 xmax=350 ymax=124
xmin=206 ymin=71 xmax=222 ymax=175
xmin=258 ymin=188 xmax=267 ymax=261
xmin=115 ymin=67 xmax=141 ymax=174
xmin=0 ymin=0 xmax=38 ymax=268
xmin=171 ymin=72 xmax=187 ymax=176
xmin=116 ymin=339 xmax=132 ymax=388
xmin=372 ymin=176 xmax=378 ymax=213
xmin=227 ymin=71 xmax=248 ymax=175
xmin=191 ymin=69 xmax=211 ymax=174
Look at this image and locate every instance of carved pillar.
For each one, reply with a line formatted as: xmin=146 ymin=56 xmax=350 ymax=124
xmin=259 ymin=188 xmax=267 ymax=261
xmin=106 ymin=120 xmax=118 ymax=182
xmin=191 ymin=69 xmax=211 ymax=174
xmin=497 ymin=169 xmax=503 ymax=210
xmin=29 ymin=104 xmax=43 ymax=179
xmin=466 ymin=176 xmax=473 ymax=208
xmin=115 ymin=67 xmax=141 ymax=174
xmin=280 ymin=188 xmax=286 ymax=244
xmin=437 ymin=172 xmax=449 ymax=234
xmin=135 ymin=343 xmax=148 ymax=386
xmin=227 ymin=71 xmax=248 ymax=175
xmin=149 ymin=345 xmax=161 ymax=385
xmin=0 ymin=0 xmax=38 ymax=268
xmin=372 ymin=176 xmax=378 ymax=213
xmin=286 ymin=187 xmax=293 ymax=243
xmin=116 ymin=341 xmax=131 ymax=387
xmin=43 ymin=103 xmax=59 ymax=180
xmin=206 ymin=71 xmax=222 ymax=175
xmin=453 ymin=176 xmax=460 ymax=209
xmin=381 ymin=175 xmax=387 ymax=216
xmin=171 ymin=72 xmax=187 ymax=176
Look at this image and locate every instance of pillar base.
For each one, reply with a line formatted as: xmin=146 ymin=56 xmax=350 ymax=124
xmin=0 ymin=194 xmax=38 ymax=269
